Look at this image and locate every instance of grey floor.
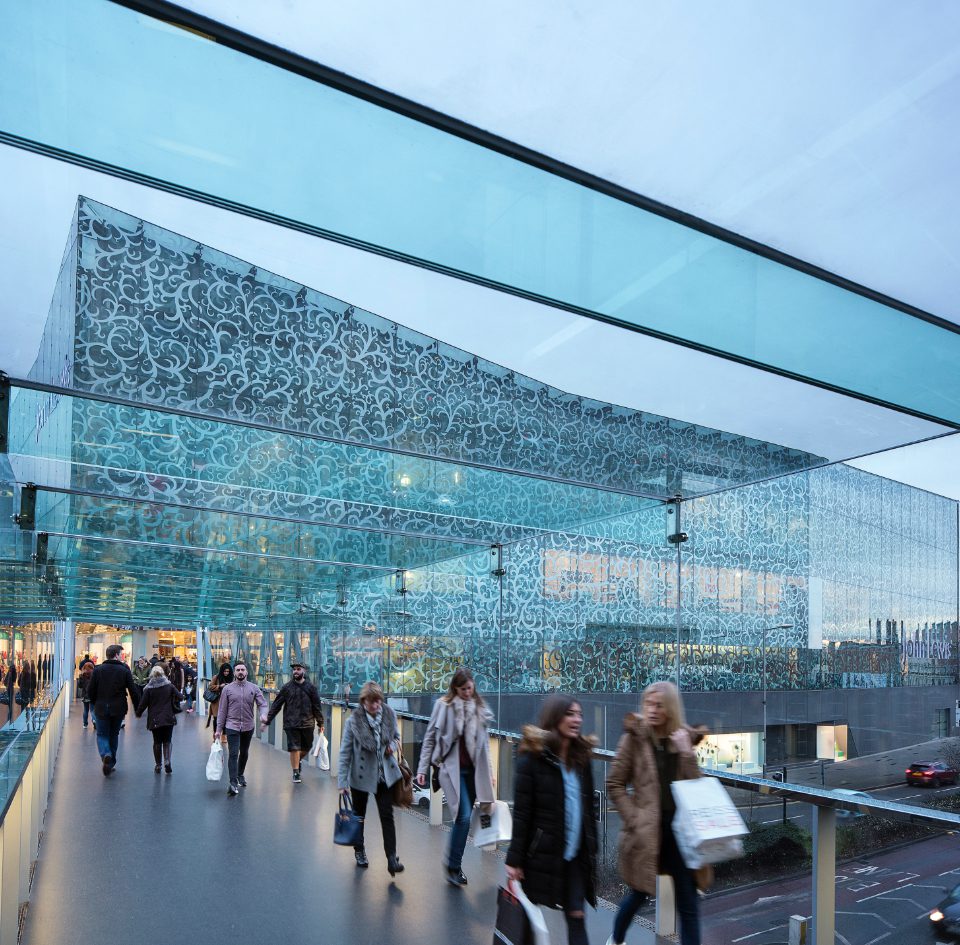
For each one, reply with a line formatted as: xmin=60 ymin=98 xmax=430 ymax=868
xmin=22 ymin=706 xmax=664 ymax=945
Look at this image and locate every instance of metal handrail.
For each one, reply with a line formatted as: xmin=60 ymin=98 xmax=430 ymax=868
xmin=320 ymin=696 xmax=960 ymax=831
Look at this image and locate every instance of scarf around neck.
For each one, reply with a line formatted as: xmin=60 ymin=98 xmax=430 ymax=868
xmin=452 ymin=696 xmax=480 ymax=764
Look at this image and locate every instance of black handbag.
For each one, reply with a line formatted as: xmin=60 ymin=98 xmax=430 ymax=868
xmin=0 ymin=691 xmax=8 ymax=706
xmin=202 ymin=684 xmax=220 ymax=703
xmin=431 ymin=764 xmax=441 ymax=793
xmin=492 ymin=885 xmax=532 ymax=945
xmin=333 ymin=793 xmax=363 ymax=847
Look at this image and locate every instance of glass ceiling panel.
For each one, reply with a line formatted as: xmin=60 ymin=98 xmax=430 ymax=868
xmin=8 ymin=387 xmax=661 ymax=543
xmin=3 ymin=0 xmax=960 ymax=424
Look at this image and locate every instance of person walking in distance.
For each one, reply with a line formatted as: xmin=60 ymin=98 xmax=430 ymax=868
xmin=78 ymin=661 xmax=95 ymax=728
xmin=135 ymin=665 xmax=181 ymax=773
xmin=416 ymin=668 xmax=496 ymax=886
xmin=263 ymin=660 xmax=325 ymax=784
xmin=205 ymin=662 xmax=233 ymax=739
xmin=216 ymin=662 xmax=268 ymax=796
xmin=3 ymin=661 xmax=16 ymax=725
xmin=605 ymin=681 xmax=706 ymax=945
xmin=338 ymin=681 xmax=404 ymax=876
xmin=86 ymin=644 xmax=140 ymax=776
xmin=506 ymin=694 xmax=598 ymax=945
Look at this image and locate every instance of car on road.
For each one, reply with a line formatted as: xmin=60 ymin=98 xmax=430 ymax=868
xmin=905 ymin=761 xmax=958 ymax=787
xmin=412 ymin=781 xmax=446 ymax=810
xmin=832 ymin=788 xmax=872 ymax=819
xmin=929 ymin=882 xmax=960 ymax=938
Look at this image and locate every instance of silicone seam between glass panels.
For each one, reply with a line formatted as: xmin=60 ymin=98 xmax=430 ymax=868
xmin=3 ymin=0 xmax=960 ymax=423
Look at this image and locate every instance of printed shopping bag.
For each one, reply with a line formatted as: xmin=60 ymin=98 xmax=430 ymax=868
xmin=671 ymin=775 xmax=748 ymax=869
xmin=472 ymin=800 xmax=513 ymax=848
xmin=493 ymin=885 xmax=532 ymax=945
xmin=205 ymin=741 xmax=224 ymax=782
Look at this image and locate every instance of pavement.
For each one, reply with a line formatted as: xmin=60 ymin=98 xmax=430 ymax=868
xmin=21 ymin=706 xmax=671 ymax=945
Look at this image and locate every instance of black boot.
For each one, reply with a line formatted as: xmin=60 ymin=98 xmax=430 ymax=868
xmin=153 ymin=745 xmax=162 ymax=773
xmin=163 ymin=743 xmax=172 ymax=774
xmin=387 ymin=854 xmax=404 ymax=876
xmin=354 ymin=847 xmax=369 ymax=868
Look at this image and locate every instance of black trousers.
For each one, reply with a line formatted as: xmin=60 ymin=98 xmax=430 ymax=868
xmin=351 ymin=782 xmax=396 ymax=857
xmin=225 ymin=728 xmax=254 ymax=783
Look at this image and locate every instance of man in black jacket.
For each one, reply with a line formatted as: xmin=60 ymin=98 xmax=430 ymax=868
xmin=263 ymin=661 xmax=324 ymax=784
xmin=86 ymin=644 xmax=140 ymax=776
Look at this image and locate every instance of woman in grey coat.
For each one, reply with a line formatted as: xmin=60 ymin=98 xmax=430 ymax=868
xmin=338 ymin=681 xmax=404 ymax=875
xmin=416 ymin=668 xmax=496 ymax=886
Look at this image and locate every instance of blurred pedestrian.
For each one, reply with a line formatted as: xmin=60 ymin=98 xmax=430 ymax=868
xmin=205 ymin=662 xmax=233 ymax=739
xmin=136 ymin=665 xmax=181 ymax=773
xmin=506 ymin=694 xmax=598 ymax=945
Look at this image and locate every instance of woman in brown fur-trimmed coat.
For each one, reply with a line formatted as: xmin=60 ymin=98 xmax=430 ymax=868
xmin=606 ymin=681 xmax=706 ymax=945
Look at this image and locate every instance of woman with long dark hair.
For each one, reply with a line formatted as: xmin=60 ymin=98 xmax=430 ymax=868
xmin=205 ymin=662 xmax=233 ymax=739
xmin=416 ymin=668 xmax=496 ymax=886
xmin=506 ymin=694 xmax=598 ymax=945
xmin=606 ymin=680 xmax=706 ymax=945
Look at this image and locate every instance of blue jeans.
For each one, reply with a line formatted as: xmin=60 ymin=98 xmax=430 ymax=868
xmin=94 ymin=714 xmax=123 ymax=763
xmin=447 ymin=766 xmax=476 ymax=871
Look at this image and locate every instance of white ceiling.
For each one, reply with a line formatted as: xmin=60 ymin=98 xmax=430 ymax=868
xmin=179 ymin=0 xmax=960 ymax=323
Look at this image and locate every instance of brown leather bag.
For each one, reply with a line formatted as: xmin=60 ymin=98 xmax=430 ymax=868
xmin=392 ymin=741 xmax=414 ymax=808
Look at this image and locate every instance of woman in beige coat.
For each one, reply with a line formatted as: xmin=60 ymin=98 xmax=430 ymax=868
xmin=605 ymin=681 xmax=705 ymax=945
xmin=416 ymin=668 xmax=495 ymax=886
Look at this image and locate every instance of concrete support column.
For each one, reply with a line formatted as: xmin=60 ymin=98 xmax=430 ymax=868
xmin=655 ymin=874 xmax=676 ymax=937
xmin=488 ymin=734 xmax=500 ymax=798
xmin=328 ymin=706 xmax=345 ymax=780
xmin=812 ymin=806 xmax=836 ymax=945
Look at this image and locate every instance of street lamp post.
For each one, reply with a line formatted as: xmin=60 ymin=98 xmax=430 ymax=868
xmin=761 ymin=623 xmax=793 ymax=771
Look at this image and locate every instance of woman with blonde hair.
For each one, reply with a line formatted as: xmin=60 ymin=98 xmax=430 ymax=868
xmin=605 ymin=681 xmax=706 ymax=945
xmin=135 ymin=664 xmax=181 ymax=773
xmin=338 ymin=681 xmax=404 ymax=875
xmin=416 ymin=668 xmax=496 ymax=886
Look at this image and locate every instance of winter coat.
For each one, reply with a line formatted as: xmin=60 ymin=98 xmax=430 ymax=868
xmin=505 ymin=726 xmax=598 ymax=910
xmin=605 ymin=713 xmax=704 ymax=896
xmin=136 ymin=676 xmax=180 ymax=730
xmin=132 ymin=663 xmax=151 ymax=687
xmin=337 ymin=705 xmax=401 ymax=794
xmin=18 ymin=665 xmax=36 ymax=703
xmin=87 ymin=659 xmax=140 ymax=719
xmin=264 ymin=679 xmax=324 ymax=730
xmin=216 ymin=680 xmax=267 ymax=733
xmin=78 ymin=668 xmax=94 ymax=703
xmin=416 ymin=697 xmax=495 ymax=820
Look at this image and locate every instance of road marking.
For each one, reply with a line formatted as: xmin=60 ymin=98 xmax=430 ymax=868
xmin=863 ymin=933 xmax=892 ymax=945
xmin=732 ymin=926 xmax=785 ymax=942
xmin=758 ymin=814 xmax=803 ymax=824
xmin=836 ymin=910 xmax=893 ymax=928
xmin=895 ymin=872 xmax=920 ymax=883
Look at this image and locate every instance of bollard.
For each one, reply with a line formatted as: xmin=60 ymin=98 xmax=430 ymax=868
xmin=789 ymin=915 xmax=808 ymax=945
xmin=655 ymin=874 xmax=676 ymax=937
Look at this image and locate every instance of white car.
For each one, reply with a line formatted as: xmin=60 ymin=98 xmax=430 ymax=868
xmin=412 ymin=782 xmax=446 ymax=809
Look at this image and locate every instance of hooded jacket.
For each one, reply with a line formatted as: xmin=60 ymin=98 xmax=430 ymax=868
xmin=505 ymin=726 xmax=598 ymax=909
xmin=605 ymin=713 xmax=705 ymax=895
xmin=337 ymin=704 xmax=401 ymax=794
xmin=136 ymin=675 xmax=180 ymax=730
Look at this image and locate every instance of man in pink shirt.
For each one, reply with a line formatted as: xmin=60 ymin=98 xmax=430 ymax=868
xmin=216 ymin=662 xmax=268 ymax=796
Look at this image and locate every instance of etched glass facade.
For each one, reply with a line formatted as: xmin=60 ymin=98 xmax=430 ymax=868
xmin=3 ymin=198 xmax=957 ymax=717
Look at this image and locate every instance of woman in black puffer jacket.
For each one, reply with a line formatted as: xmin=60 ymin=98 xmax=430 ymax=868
xmin=136 ymin=665 xmax=180 ymax=774
xmin=506 ymin=694 xmax=598 ymax=945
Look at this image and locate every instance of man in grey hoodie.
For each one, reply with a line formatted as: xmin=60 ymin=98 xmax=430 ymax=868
xmin=216 ymin=662 xmax=268 ymax=796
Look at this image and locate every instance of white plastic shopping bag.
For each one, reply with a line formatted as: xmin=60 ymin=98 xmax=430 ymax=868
xmin=311 ymin=731 xmax=330 ymax=770
xmin=471 ymin=800 xmax=513 ymax=848
xmin=511 ymin=880 xmax=550 ymax=945
xmin=206 ymin=741 xmax=224 ymax=781
xmin=671 ymin=776 xmax=748 ymax=868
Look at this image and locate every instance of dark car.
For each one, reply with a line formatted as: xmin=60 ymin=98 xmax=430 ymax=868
xmin=930 ymin=883 xmax=960 ymax=938
xmin=905 ymin=761 xmax=958 ymax=787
